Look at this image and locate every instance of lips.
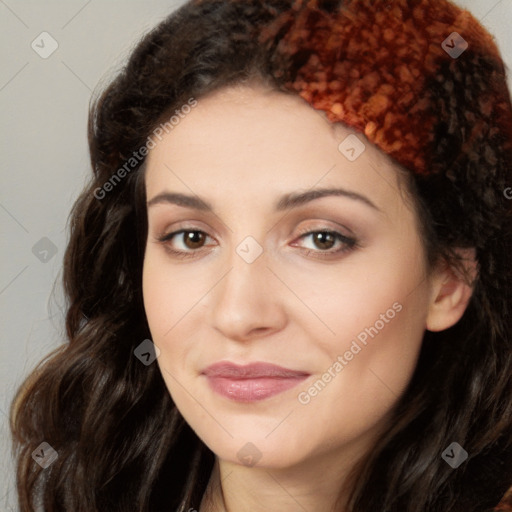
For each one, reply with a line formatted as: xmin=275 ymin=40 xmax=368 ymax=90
xmin=202 ymin=362 xmax=310 ymax=402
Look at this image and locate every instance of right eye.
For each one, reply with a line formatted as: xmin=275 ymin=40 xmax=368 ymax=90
xmin=156 ymin=229 xmax=216 ymax=258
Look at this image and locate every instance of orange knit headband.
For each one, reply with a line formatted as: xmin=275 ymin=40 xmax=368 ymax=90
xmin=258 ymin=0 xmax=512 ymax=176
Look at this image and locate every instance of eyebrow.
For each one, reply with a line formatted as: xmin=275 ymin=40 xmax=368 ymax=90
xmin=147 ymin=187 xmax=381 ymax=213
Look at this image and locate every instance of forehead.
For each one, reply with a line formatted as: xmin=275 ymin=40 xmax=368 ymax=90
xmin=144 ymin=85 xmax=408 ymax=216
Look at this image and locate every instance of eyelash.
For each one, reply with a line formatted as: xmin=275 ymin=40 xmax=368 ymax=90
xmin=155 ymin=226 xmax=358 ymax=260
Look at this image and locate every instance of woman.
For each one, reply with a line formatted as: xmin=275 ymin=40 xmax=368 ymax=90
xmin=10 ymin=0 xmax=512 ymax=510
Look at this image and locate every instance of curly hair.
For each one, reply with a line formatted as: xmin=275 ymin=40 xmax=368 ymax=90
xmin=10 ymin=0 xmax=512 ymax=511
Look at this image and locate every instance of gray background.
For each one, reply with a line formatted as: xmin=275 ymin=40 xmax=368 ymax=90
xmin=1 ymin=0 xmax=511 ymax=509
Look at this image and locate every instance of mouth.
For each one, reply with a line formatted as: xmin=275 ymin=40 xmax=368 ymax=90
xmin=201 ymin=361 xmax=310 ymax=402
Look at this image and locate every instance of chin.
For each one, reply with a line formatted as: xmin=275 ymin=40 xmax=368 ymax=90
xmin=195 ymin=425 xmax=316 ymax=469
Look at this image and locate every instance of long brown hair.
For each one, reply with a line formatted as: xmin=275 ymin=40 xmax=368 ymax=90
xmin=10 ymin=0 xmax=512 ymax=511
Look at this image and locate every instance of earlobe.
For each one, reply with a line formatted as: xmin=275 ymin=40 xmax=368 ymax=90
xmin=425 ymin=248 xmax=478 ymax=332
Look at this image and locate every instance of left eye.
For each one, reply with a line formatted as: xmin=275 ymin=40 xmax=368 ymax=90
xmin=293 ymin=230 xmax=357 ymax=255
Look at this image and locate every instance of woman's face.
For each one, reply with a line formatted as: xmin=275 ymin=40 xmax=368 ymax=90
xmin=142 ymin=84 xmax=434 ymax=471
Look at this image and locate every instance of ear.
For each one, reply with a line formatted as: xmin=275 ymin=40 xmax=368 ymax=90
xmin=425 ymin=248 xmax=478 ymax=332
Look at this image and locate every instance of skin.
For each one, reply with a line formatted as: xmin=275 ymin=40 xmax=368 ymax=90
xmin=142 ymin=83 xmax=475 ymax=512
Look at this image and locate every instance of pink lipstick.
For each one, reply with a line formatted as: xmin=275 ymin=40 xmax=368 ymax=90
xmin=202 ymin=362 xmax=309 ymax=402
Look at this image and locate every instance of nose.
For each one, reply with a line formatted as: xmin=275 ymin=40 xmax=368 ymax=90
xmin=207 ymin=245 xmax=288 ymax=343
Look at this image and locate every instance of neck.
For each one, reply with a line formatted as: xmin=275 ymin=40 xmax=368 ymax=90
xmin=199 ymin=441 xmax=369 ymax=512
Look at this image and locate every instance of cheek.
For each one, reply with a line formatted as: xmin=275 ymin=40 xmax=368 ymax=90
xmin=142 ymin=259 xmax=169 ymax=340
xmin=142 ymin=249 xmax=217 ymax=400
xmin=142 ymin=255 xmax=192 ymax=407
xmin=286 ymin=237 xmax=429 ymax=415
xmin=142 ymin=249 xmax=204 ymax=340
xmin=142 ymin=253 xmax=186 ymax=385
xmin=290 ymin=292 xmax=427 ymax=457
xmin=338 ymin=298 xmax=426 ymax=392
xmin=274 ymin=237 xmax=427 ymax=355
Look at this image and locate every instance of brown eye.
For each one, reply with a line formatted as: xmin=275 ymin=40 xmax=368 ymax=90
xmin=311 ymin=232 xmax=336 ymax=250
xmin=292 ymin=229 xmax=358 ymax=259
xmin=182 ymin=231 xmax=207 ymax=249
xmin=157 ymin=229 xmax=213 ymax=255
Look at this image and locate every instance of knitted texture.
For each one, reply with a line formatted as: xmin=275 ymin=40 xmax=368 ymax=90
xmin=259 ymin=0 xmax=512 ymax=177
